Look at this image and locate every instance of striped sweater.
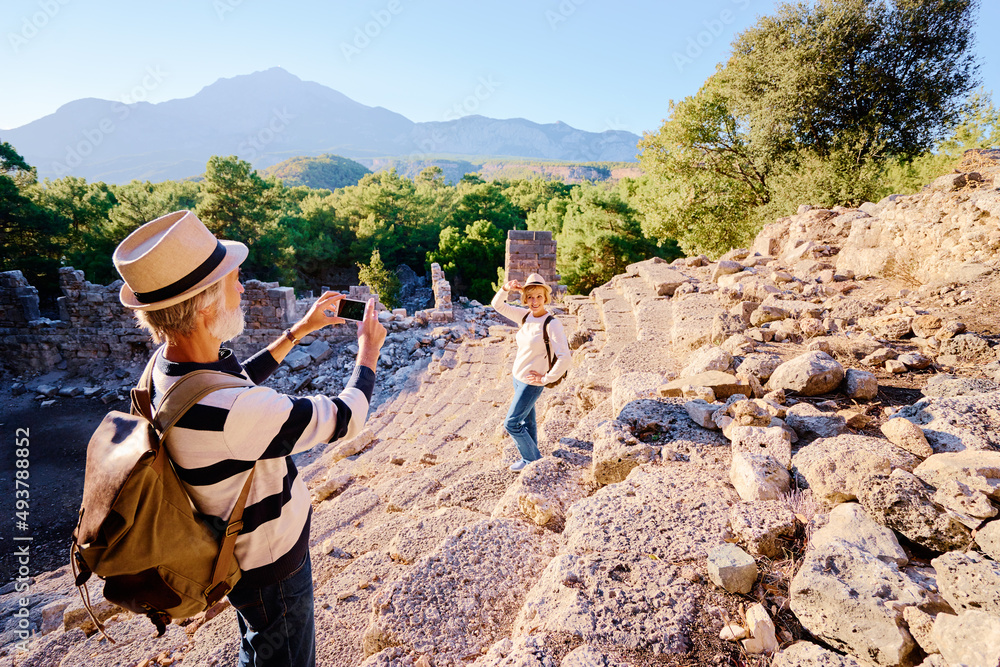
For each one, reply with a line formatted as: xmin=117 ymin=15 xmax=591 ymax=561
xmin=150 ymin=345 xmax=374 ymax=586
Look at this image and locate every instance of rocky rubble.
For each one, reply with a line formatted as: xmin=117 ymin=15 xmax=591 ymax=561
xmin=4 ymin=166 xmax=1000 ymax=666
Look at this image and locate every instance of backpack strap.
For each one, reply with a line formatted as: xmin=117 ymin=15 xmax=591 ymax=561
xmin=541 ymin=315 xmax=556 ymax=371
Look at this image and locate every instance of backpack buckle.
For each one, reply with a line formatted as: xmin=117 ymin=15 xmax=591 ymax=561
xmin=225 ymin=520 xmax=243 ymax=537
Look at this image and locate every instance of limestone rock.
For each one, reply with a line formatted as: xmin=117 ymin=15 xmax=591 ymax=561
xmin=386 ymin=507 xmax=482 ymax=564
xmin=684 ymin=399 xmax=720 ymax=429
xmin=897 ymin=352 xmax=932 ymax=370
xmin=730 ymin=425 xmax=793 ymax=469
xmin=885 ymin=359 xmax=907 ymax=374
xmin=767 ymin=351 xmax=845 ymax=396
xmin=809 ymin=502 xmax=908 ymax=566
xmin=681 ymin=346 xmax=734 ymax=377
xmin=903 ymin=606 xmax=939 ymax=656
xmin=745 ymin=603 xmax=778 ymax=654
xmin=938 ymin=333 xmax=993 ymax=363
xmin=911 ymin=315 xmax=943 ymax=338
xmin=591 ymin=419 xmax=657 ymax=485
xmin=712 ymin=312 xmax=747 ymax=345
xmin=707 ymin=543 xmax=757 ymax=594
xmin=728 ymin=500 xmax=797 ymax=558
xmin=792 ymin=434 xmax=922 ymax=505
xmin=862 ymin=314 xmax=913 ymax=340
xmin=912 ymin=450 xmax=1000 ymax=500
xmin=659 ymin=371 xmax=750 ymax=400
xmin=921 ymin=376 xmax=998 ymax=398
xmin=932 ymin=611 xmax=1000 ymax=667
xmin=896 ymin=393 xmax=1000 ymax=452
xmin=329 ymin=428 xmax=377 ymax=462
xmin=857 ymin=470 xmax=972 ymax=552
xmin=976 ymin=519 xmax=1000 ymax=560
xmin=514 ymin=552 xmax=700 ymax=655
xmin=564 ymin=465 xmax=737 ymax=561
xmin=881 ymin=418 xmax=933 ymax=458
xmin=492 ymin=456 xmax=595 ymax=529
xmin=362 ymin=519 xmax=556 ymax=662
xmin=751 ymin=305 xmax=788 ymax=327
xmin=610 ymin=371 xmax=663 ymax=415
xmin=736 ymin=353 xmax=783 ymax=382
xmin=712 ymin=260 xmax=744 ymax=282
xmin=932 ymin=551 xmax=1000 ymax=615
xmin=730 ymin=450 xmax=791 ymax=501
xmin=785 ymin=402 xmax=847 ymax=439
xmin=931 ymin=479 xmax=997 ymax=522
xmin=790 ymin=539 xmax=932 ymax=666
xmin=844 ymin=368 xmax=879 ymax=400
xmin=771 ymin=642 xmax=868 ymax=667
xmin=721 ymin=333 xmax=756 ymax=355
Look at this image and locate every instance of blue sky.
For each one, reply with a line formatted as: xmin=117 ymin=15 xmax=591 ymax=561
xmin=2 ymin=0 xmax=998 ymax=136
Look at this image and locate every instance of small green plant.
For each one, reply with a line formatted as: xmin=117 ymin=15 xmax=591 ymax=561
xmin=357 ymin=248 xmax=401 ymax=310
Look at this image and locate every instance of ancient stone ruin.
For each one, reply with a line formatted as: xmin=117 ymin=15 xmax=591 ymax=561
xmin=4 ymin=162 xmax=1000 ymax=667
xmin=504 ymin=230 xmax=558 ymax=288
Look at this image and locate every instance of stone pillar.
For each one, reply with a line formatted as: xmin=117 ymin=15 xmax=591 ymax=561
xmin=429 ymin=263 xmax=453 ymax=322
xmin=504 ymin=230 xmax=558 ymax=289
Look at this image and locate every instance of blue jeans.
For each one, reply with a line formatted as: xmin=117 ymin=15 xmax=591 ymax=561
xmin=227 ymin=553 xmax=315 ymax=667
xmin=505 ymin=378 xmax=545 ymax=462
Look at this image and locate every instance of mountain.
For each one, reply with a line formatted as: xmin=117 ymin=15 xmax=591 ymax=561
xmin=2 ymin=68 xmax=642 ymax=184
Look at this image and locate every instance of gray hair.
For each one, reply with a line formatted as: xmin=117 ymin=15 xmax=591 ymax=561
xmin=134 ymin=281 xmax=227 ymax=343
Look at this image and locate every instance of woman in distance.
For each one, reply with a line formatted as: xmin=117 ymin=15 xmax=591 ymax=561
xmin=491 ymin=273 xmax=571 ymax=472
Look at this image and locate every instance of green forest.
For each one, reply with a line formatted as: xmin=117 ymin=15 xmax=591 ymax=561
xmin=2 ymin=0 xmax=996 ymax=307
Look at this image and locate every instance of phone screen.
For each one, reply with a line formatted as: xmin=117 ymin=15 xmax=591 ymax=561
xmin=337 ymin=298 xmax=368 ymax=322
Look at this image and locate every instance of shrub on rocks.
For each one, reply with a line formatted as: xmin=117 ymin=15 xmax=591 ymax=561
xmin=767 ymin=351 xmax=845 ymax=396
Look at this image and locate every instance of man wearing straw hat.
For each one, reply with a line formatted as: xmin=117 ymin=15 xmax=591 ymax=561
xmin=113 ymin=210 xmax=386 ymax=667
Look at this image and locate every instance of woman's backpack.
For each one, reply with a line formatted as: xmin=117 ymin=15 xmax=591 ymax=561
xmin=71 ymin=355 xmax=255 ymax=639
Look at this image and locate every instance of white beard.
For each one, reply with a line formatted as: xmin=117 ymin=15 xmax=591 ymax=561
xmin=208 ymin=304 xmax=246 ymax=342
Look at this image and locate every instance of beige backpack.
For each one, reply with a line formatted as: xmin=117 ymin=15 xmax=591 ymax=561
xmin=71 ymin=354 xmax=255 ymax=639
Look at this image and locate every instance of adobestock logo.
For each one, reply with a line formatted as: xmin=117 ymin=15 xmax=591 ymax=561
xmin=340 ymin=0 xmax=403 ymax=62
xmin=50 ymin=66 xmax=168 ymax=176
xmin=546 ymin=0 xmax=585 ymax=31
xmin=7 ymin=0 xmax=71 ymax=54
xmin=673 ymin=0 xmax=752 ymax=72
xmin=237 ymin=107 xmax=295 ymax=161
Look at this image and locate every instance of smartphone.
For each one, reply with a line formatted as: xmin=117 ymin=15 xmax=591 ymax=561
xmin=336 ymin=298 xmax=368 ymax=322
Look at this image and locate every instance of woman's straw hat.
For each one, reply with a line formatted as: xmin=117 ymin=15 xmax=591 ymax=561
xmin=522 ymin=273 xmax=553 ymax=298
xmin=113 ymin=210 xmax=248 ymax=311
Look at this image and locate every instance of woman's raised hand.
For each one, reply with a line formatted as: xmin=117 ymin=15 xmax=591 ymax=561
xmin=503 ymin=280 xmax=523 ymax=292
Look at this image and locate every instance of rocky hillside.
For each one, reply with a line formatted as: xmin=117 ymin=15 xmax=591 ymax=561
xmin=3 ymin=164 xmax=1000 ymax=667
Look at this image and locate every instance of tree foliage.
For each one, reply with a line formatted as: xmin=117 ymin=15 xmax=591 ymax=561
xmin=357 ymin=247 xmax=401 ymax=309
xmin=197 ymin=156 xmax=285 ymax=280
xmin=639 ymin=0 xmax=981 ymax=257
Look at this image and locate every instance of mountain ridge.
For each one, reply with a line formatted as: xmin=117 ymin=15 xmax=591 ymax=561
xmin=2 ymin=68 xmax=641 ymax=184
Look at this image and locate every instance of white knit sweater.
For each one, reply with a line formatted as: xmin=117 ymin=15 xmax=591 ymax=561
xmin=491 ymin=288 xmax=572 ymax=384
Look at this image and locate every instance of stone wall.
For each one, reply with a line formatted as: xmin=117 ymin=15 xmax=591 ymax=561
xmin=428 ymin=263 xmax=453 ymax=322
xmin=504 ymin=230 xmax=558 ymax=287
xmin=0 ymin=268 xmax=356 ymax=375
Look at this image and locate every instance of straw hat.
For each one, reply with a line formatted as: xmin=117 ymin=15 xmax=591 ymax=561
xmin=113 ymin=210 xmax=248 ymax=311
xmin=522 ymin=273 xmax=553 ymax=299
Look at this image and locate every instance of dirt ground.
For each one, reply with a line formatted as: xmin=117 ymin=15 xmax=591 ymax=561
xmin=0 ymin=388 xmax=131 ymax=580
